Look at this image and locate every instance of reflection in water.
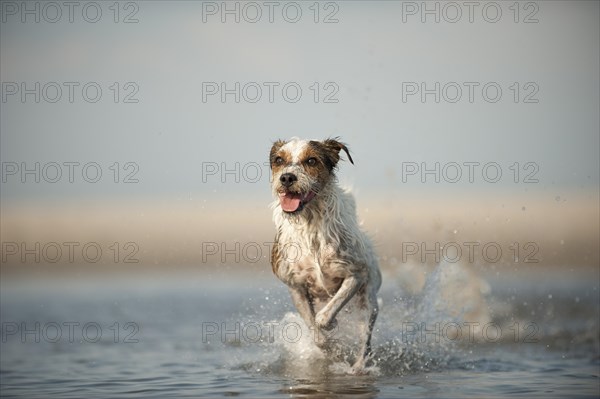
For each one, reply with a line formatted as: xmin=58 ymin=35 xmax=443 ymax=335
xmin=281 ymin=375 xmax=379 ymax=398
xmin=247 ymin=355 xmax=380 ymax=398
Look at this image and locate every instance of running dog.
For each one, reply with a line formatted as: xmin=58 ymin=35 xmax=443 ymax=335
xmin=269 ymin=137 xmax=381 ymax=372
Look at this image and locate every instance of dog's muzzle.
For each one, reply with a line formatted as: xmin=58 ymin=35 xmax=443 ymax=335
xmin=276 ymin=173 xmax=316 ymax=213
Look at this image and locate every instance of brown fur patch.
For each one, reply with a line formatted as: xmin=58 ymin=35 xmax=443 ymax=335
xmin=309 ymin=139 xmax=353 ymax=171
xmin=298 ymin=143 xmax=332 ymax=183
xmin=269 ymin=140 xmax=290 ymax=175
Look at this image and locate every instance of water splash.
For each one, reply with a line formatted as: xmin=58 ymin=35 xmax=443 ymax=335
xmin=235 ymin=260 xmax=493 ymax=377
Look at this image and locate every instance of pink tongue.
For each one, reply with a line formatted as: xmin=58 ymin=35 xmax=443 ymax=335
xmin=280 ymin=193 xmax=302 ymax=212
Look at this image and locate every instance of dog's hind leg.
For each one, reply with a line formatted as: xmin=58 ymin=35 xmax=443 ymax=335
xmin=351 ymin=288 xmax=379 ymax=373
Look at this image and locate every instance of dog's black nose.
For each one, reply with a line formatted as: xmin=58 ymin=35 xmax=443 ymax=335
xmin=279 ymin=173 xmax=297 ymax=187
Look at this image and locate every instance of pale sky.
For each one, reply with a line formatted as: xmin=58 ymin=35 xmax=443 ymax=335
xmin=1 ymin=1 xmax=598 ymax=202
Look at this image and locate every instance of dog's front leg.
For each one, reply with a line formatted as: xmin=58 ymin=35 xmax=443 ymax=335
xmin=314 ymin=275 xmax=361 ymax=330
xmin=288 ymin=287 xmax=315 ymax=326
xmin=289 ymin=287 xmax=332 ymax=348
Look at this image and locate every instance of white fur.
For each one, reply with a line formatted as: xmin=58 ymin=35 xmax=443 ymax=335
xmin=282 ymin=138 xmax=309 ymax=164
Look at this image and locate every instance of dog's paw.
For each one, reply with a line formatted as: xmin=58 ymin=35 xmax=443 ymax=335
xmin=315 ymin=312 xmax=337 ymax=331
xmin=350 ymin=359 xmax=368 ymax=375
xmin=349 ymin=366 xmax=369 ymax=376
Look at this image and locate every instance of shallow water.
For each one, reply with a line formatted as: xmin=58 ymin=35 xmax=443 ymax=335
xmin=1 ymin=267 xmax=598 ymax=398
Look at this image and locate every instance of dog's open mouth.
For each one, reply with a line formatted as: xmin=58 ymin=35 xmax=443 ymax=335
xmin=279 ymin=191 xmax=316 ymax=213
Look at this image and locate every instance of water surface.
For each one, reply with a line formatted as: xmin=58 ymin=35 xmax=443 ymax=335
xmin=1 ymin=268 xmax=598 ymax=398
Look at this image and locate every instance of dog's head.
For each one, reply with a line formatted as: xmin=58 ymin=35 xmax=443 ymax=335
xmin=269 ymin=137 xmax=353 ymax=214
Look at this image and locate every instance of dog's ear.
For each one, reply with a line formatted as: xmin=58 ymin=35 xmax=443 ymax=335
xmin=269 ymin=140 xmax=286 ymax=168
xmin=322 ymin=138 xmax=354 ymax=169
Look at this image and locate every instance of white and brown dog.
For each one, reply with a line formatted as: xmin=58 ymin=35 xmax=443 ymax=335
xmin=269 ymin=137 xmax=381 ymax=372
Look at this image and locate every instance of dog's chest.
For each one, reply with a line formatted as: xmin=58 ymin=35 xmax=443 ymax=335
xmin=276 ymin=236 xmax=345 ymax=298
xmin=295 ymin=254 xmax=344 ymax=298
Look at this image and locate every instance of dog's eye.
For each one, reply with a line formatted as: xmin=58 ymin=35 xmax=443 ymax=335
xmin=306 ymin=158 xmax=317 ymax=166
xmin=274 ymin=157 xmax=284 ymax=165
